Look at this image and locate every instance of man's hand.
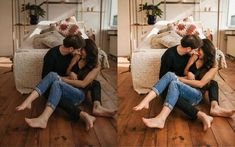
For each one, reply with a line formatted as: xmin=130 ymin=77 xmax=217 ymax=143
xmin=187 ymin=72 xmax=195 ymax=80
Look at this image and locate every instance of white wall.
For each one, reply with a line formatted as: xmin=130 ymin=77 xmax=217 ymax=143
xmin=118 ymin=0 xmax=130 ymax=57
xmin=0 ymin=1 xmax=13 ymax=57
xmin=15 ymin=0 xmax=111 ymax=49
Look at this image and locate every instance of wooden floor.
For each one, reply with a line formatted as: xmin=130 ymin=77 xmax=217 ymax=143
xmin=118 ymin=58 xmax=235 ymax=146
xmin=0 ymin=57 xmax=117 ymax=147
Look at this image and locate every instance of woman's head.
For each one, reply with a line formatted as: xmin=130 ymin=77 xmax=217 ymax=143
xmin=199 ymin=39 xmax=216 ymax=69
xmin=81 ymin=39 xmax=98 ymax=69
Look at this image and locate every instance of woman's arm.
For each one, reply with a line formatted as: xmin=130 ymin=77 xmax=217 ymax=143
xmin=179 ymin=66 xmax=218 ymax=88
xmin=184 ymin=54 xmax=198 ymax=76
xmin=62 ymin=64 xmax=101 ymax=88
xmin=66 ymin=54 xmax=80 ymax=75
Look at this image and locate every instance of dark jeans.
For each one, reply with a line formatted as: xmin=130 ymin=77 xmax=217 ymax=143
xmin=208 ymin=80 xmax=219 ymax=102
xmin=44 ymin=80 xmax=102 ymax=120
xmin=162 ymin=80 xmax=219 ymax=120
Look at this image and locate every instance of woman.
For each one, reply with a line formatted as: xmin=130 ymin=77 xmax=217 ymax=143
xmin=63 ymin=41 xmax=116 ymax=118
xmin=133 ymin=39 xmax=217 ymax=131
xmin=16 ymin=39 xmax=98 ymax=130
xmin=184 ymin=47 xmax=235 ymax=118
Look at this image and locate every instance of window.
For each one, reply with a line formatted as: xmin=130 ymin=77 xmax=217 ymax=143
xmin=110 ymin=0 xmax=117 ymax=27
xmin=228 ymin=0 xmax=235 ymax=27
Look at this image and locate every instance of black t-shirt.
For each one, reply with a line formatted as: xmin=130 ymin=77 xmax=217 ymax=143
xmin=42 ymin=46 xmax=73 ymax=78
xmin=159 ymin=45 xmax=190 ymax=78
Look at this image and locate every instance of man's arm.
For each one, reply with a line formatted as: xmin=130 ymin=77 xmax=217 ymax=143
xmin=42 ymin=53 xmax=55 ymax=78
xmin=179 ymin=66 xmax=218 ymax=88
xmin=62 ymin=64 xmax=101 ymax=88
xmin=159 ymin=53 xmax=173 ymax=78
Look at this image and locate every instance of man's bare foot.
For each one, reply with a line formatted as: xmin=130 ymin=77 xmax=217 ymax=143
xmin=80 ymin=112 xmax=96 ymax=131
xmin=198 ymin=112 xmax=213 ymax=131
xmin=93 ymin=105 xmax=116 ymax=117
xmin=16 ymin=102 xmax=32 ymax=111
xmin=142 ymin=117 xmax=165 ymax=129
xmin=25 ymin=117 xmax=47 ymax=129
xmin=210 ymin=105 xmax=235 ymax=117
xmin=133 ymin=100 xmax=150 ymax=111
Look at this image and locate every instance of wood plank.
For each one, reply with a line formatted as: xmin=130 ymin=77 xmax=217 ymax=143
xmin=71 ymin=121 xmax=100 ymax=146
xmin=188 ymin=103 xmax=218 ymax=146
xmin=49 ymin=108 xmax=76 ymax=146
xmin=211 ymin=117 xmax=235 ymax=146
xmin=167 ymin=108 xmax=193 ymax=146
xmin=93 ymin=117 xmax=117 ymax=146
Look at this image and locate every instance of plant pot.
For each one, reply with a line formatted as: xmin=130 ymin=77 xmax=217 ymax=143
xmin=30 ymin=15 xmax=39 ymax=25
xmin=147 ymin=15 xmax=156 ymax=25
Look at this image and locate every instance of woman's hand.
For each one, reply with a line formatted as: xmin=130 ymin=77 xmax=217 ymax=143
xmin=69 ymin=72 xmax=78 ymax=80
xmin=187 ymin=72 xmax=195 ymax=80
xmin=178 ymin=76 xmax=187 ymax=82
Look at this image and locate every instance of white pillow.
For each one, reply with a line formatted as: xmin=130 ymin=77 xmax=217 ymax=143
xmin=41 ymin=31 xmax=64 ymax=48
xmin=158 ymin=31 xmax=182 ymax=48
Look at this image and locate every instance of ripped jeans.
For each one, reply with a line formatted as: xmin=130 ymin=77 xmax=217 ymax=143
xmin=152 ymin=72 xmax=202 ymax=110
xmin=35 ymin=72 xmax=85 ymax=110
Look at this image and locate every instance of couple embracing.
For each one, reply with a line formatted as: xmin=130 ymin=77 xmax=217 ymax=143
xmin=16 ymin=35 xmax=116 ymax=130
xmin=134 ymin=35 xmax=235 ymax=131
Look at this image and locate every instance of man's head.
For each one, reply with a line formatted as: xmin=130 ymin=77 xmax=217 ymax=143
xmin=62 ymin=35 xmax=85 ymax=54
xmin=180 ymin=35 xmax=203 ymax=54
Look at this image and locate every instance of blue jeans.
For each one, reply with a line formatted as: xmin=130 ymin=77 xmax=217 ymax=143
xmin=35 ymin=72 xmax=85 ymax=110
xmin=152 ymin=72 xmax=202 ymax=110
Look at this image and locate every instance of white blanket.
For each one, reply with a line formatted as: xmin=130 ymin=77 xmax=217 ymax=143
xmin=14 ymin=49 xmax=48 ymax=94
xmin=131 ymin=49 xmax=167 ymax=94
xmin=14 ymin=48 xmax=110 ymax=94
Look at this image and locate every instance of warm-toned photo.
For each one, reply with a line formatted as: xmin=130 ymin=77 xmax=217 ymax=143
xmin=0 ymin=0 xmax=117 ymax=146
xmin=118 ymin=0 xmax=235 ymax=146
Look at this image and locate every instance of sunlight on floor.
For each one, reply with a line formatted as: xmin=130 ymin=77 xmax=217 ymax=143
xmin=0 ymin=57 xmax=12 ymax=68
xmin=118 ymin=57 xmax=130 ymax=68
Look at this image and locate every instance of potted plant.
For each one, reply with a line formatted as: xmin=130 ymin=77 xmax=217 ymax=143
xmin=21 ymin=3 xmax=46 ymax=25
xmin=139 ymin=2 xmax=163 ymax=25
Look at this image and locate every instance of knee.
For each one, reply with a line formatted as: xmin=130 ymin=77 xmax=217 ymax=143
xmin=48 ymin=72 xmax=60 ymax=80
xmin=165 ymin=72 xmax=177 ymax=80
xmin=169 ymin=81 xmax=178 ymax=89
xmin=51 ymin=80 xmax=61 ymax=88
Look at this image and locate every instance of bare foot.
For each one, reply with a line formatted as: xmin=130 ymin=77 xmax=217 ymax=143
xmin=80 ymin=112 xmax=96 ymax=131
xmin=16 ymin=102 xmax=32 ymax=111
xmin=133 ymin=100 xmax=150 ymax=111
xmin=198 ymin=113 xmax=213 ymax=131
xmin=25 ymin=117 xmax=47 ymax=129
xmin=142 ymin=117 xmax=165 ymax=129
xmin=210 ymin=105 xmax=235 ymax=117
xmin=93 ymin=105 xmax=116 ymax=117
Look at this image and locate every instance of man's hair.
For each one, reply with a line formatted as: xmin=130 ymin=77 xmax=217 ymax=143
xmin=63 ymin=35 xmax=85 ymax=49
xmin=181 ymin=35 xmax=203 ymax=49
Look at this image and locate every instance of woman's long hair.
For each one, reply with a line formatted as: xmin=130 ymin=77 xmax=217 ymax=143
xmin=83 ymin=39 xmax=98 ymax=70
xmin=197 ymin=39 xmax=216 ymax=79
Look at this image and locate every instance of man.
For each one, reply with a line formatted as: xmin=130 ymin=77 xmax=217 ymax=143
xmin=159 ymin=35 xmax=234 ymax=122
xmin=42 ymin=35 xmax=115 ymax=130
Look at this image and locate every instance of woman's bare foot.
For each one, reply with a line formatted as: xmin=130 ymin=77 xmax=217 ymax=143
xmin=210 ymin=105 xmax=235 ymax=117
xmin=16 ymin=102 xmax=32 ymax=111
xmin=93 ymin=105 xmax=116 ymax=117
xmin=142 ymin=117 xmax=165 ymax=129
xmin=25 ymin=117 xmax=47 ymax=129
xmin=80 ymin=112 xmax=96 ymax=131
xmin=198 ymin=112 xmax=213 ymax=131
xmin=133 ymin=100 xmax=150 ymax=111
